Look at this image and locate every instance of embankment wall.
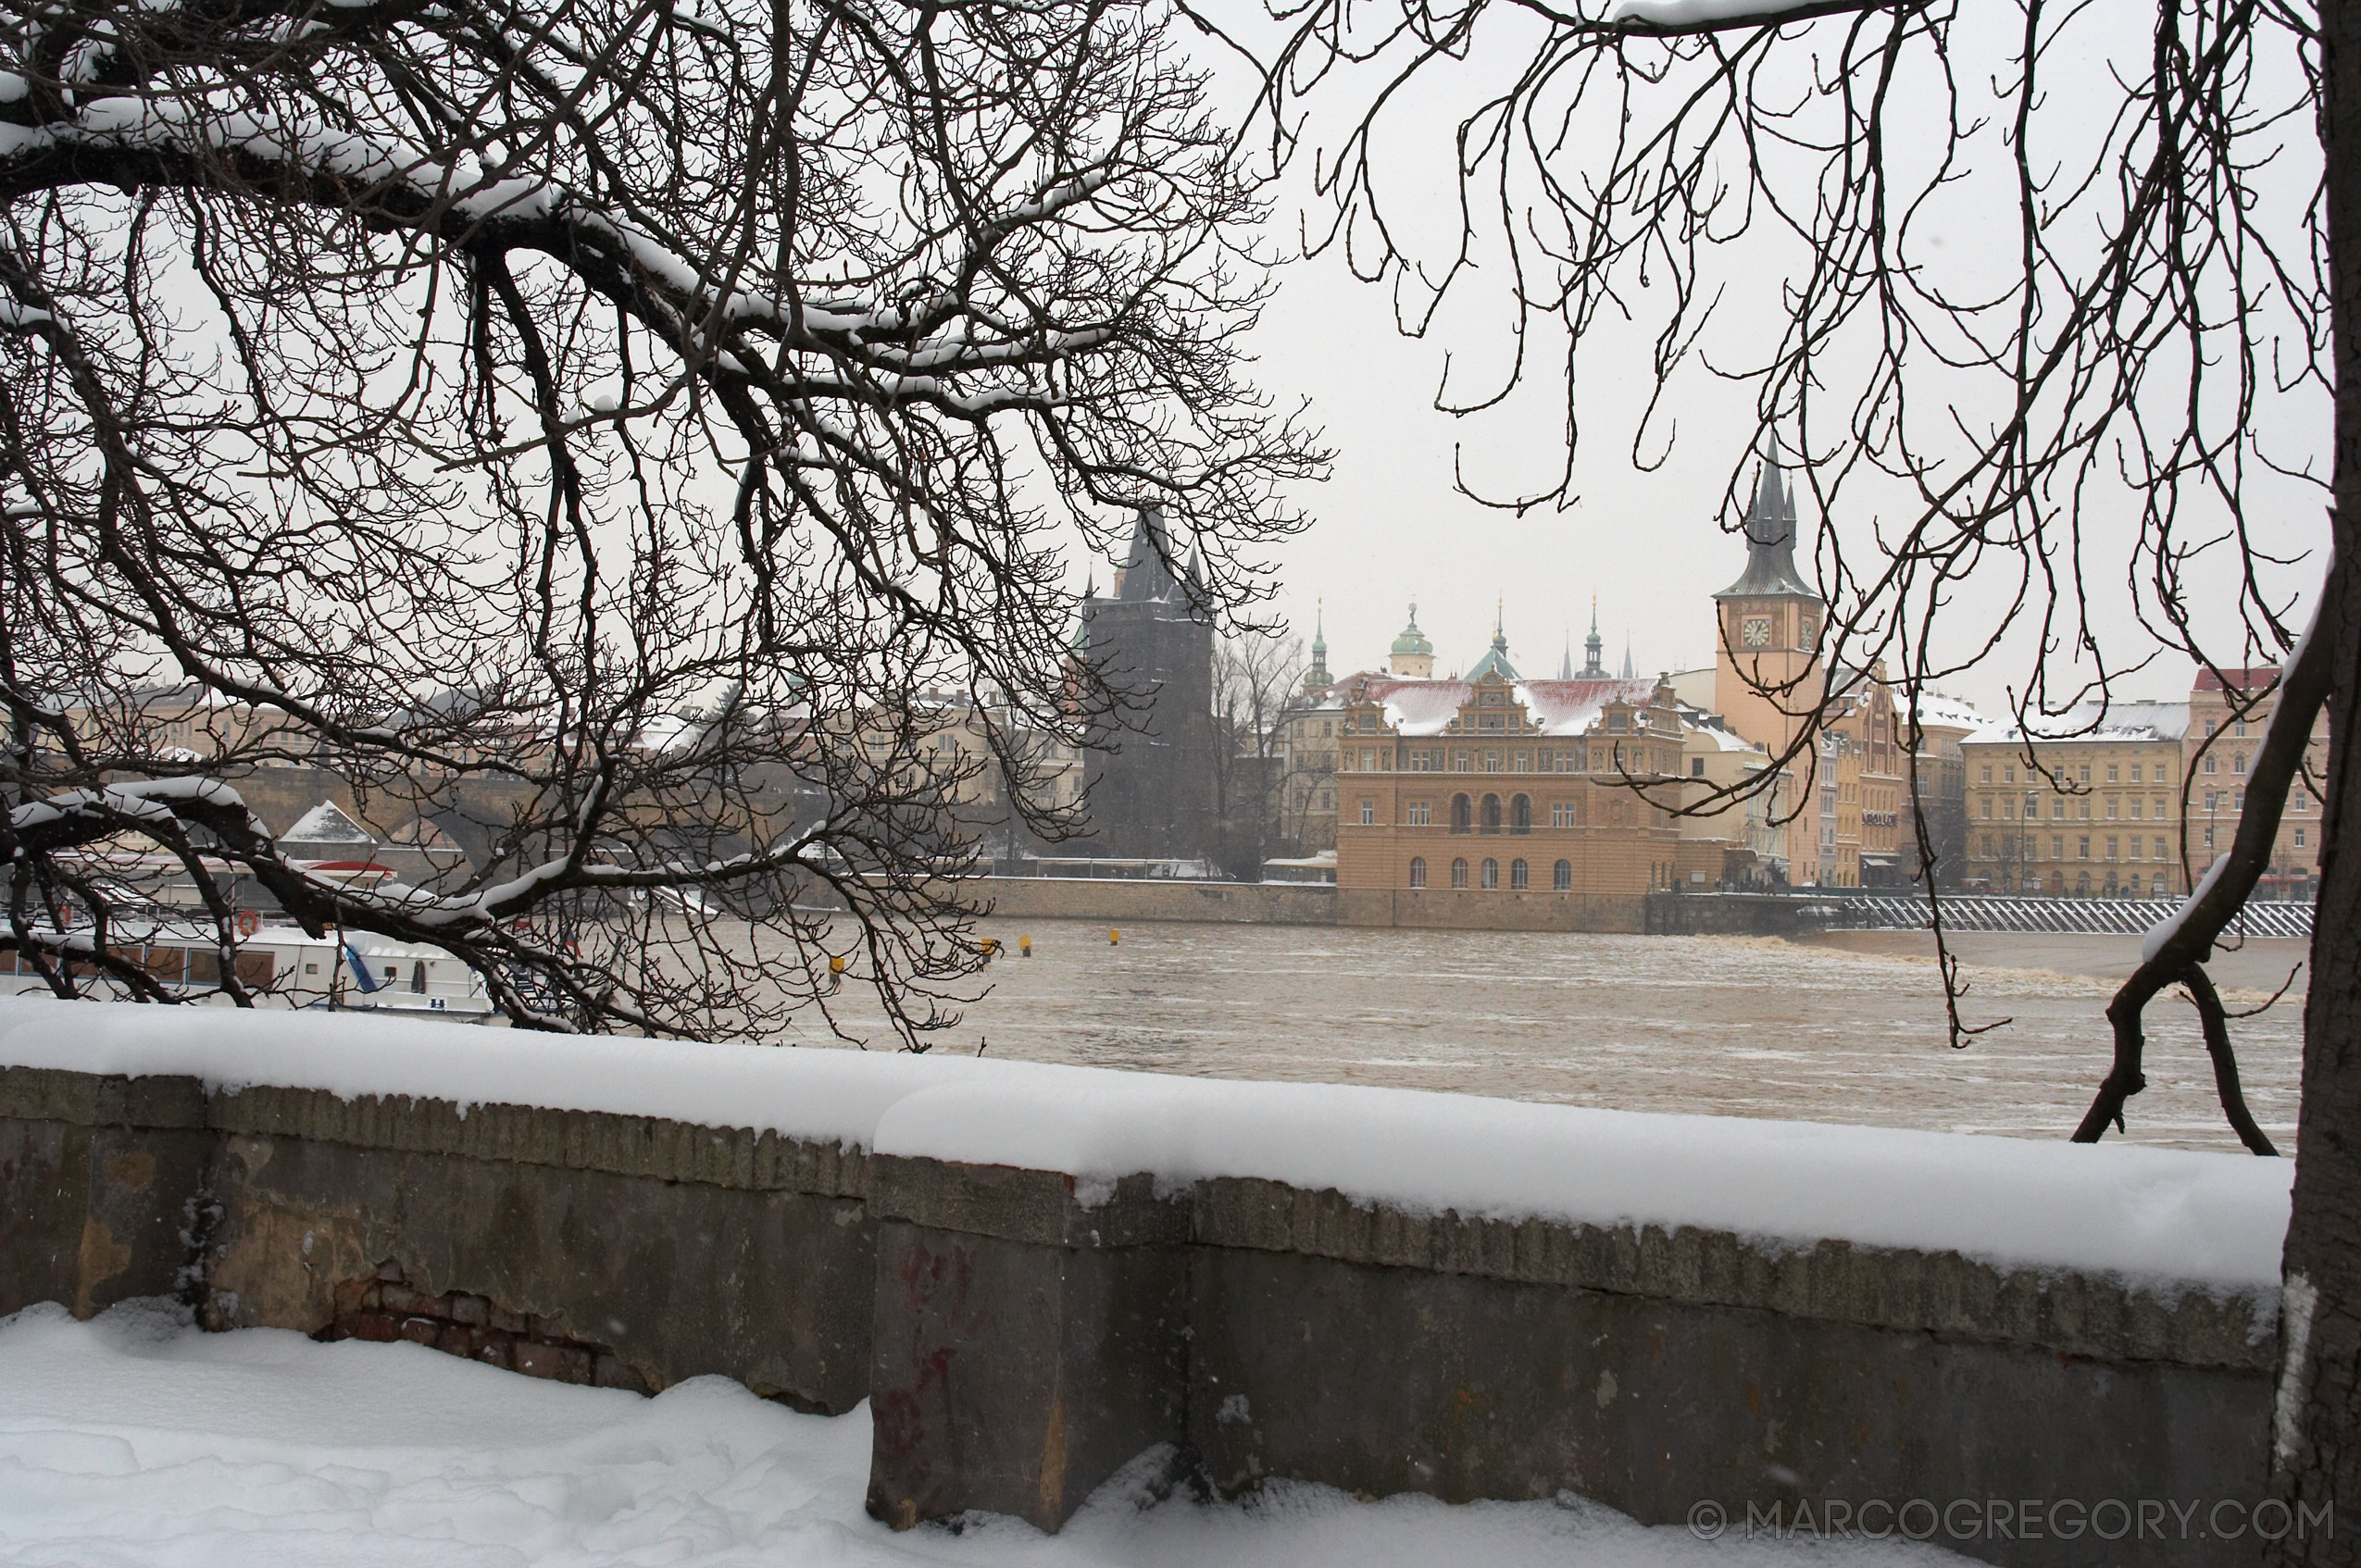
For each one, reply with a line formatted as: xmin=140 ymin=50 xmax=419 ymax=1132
xmin=0 ymin=1012 xmax=2284 ymax=1568
xmin=971 ymin=877 xmax=1649 ymax=933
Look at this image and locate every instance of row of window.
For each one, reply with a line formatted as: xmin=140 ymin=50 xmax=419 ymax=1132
xmin=1978 ymin=785 xmax=2315 ymax=822
xmin=1979 ymin=834 xmax=2178 ymax=862
xmin=1980 ymin=761 xmax=2177 ymax=786
xmin=1357 ymin=793 xmax=1636 ymax=831
xmin=1348 ymin=746 xmax=1652 ymax=775
xmin=1981 ymin=795 xmax=2175 ymax=821
xmin=1406 ymin=856 xmax=1575 ymax=891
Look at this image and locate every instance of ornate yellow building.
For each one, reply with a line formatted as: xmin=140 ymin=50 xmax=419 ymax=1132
xmin=1329 ymin=661 xmax=1698 ymax=910
xmin=1307 ymin=446 xmax=1918 ymax=914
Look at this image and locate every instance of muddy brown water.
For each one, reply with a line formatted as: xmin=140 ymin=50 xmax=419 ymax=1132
xmin=792 ymin=921 xmax=2306 ymax=1155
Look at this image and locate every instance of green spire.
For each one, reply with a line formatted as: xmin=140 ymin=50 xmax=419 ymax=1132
xmin=1302 ymin=598 xmax=1331 ymax=691
xmin=1467 ymin=600 xmax=1518 ymax=683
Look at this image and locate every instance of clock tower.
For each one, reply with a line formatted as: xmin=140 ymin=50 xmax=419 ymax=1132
xmin=1710 ymin=445 xmax=1826 ymax=878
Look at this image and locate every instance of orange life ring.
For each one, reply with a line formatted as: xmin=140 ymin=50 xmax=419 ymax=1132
xmin=234 ymin=909 xmax=261 ymax=940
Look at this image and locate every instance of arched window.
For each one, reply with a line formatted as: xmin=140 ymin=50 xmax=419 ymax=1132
xmin=1408 ymin=857 xmax=1427 ymax=890
xmin=1451 ymin=794 xmax=1472 ymax=834
xmin=1451 ymin=857 xmax=1469 ymax=889
xmin=1481 ymin=794 xmax=1502 ymax=834
xmin=1511 ymin=794 xmax=1531 ymax=834
xmin=1554 ymin=859 xmax=1572 ymax=891
xmin=1510 ymin=858 xmax=1529 ymax=890
xmin=2152 ymin=872 xmax=2167 ymax=896
xmin=2075 ymin=872 xmax=2091 ymax=896
xmin=410 ymin=961 xmax=428 ymax=994
xmin=1480 ymin=857 xmax=1500 ymax=890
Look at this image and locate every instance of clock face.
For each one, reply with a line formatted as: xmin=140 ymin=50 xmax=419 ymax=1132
xmin=1740 ymin=616 xmax=1773 ymax=649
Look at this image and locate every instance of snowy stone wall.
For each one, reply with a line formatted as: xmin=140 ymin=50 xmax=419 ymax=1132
xmin=0 ymin=998 xmax=2284 ymax=1568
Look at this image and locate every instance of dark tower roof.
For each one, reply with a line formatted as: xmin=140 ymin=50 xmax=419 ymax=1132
xmin=1713 ymin=442 xmax=1818 ymax=600
xmin=1118 ymin=506 xmax=1185 ymax=603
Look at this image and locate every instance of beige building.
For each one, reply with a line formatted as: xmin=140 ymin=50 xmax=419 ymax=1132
xmin=1961 ymin=703 xmax=2189 ymax=896
xmin=2186 ymin=666 xmax=2332 ymax=902
xmin=1678 ymin=710 xmax=1787 ymax=886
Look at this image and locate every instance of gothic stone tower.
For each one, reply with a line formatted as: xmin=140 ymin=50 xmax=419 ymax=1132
xmin=1079 ymin=508 xmax=1217 ymax=861
xmin=1712 ymin=448 xmax=1825 ymax=881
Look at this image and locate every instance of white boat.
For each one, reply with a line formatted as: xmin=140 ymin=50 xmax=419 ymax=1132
xmin=1 ymin=915 xmax=495 ymax=1019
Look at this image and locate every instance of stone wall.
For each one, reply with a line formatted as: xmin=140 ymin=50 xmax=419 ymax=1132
xmin=1644 ymin=889 xmax=1818 ymax=936
xmin=971 ymin=877 xmax=1648 ymax=933
xmin=1 ymin=1060 xmax=2274 ymax=1568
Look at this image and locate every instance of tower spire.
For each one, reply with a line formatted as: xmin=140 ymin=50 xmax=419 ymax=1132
xmin=1581 ymin=591 xmax=1605 ymax=678
xmin=1715 ymin=433 xmax=1816 ymax=601
xmin=1303 ymin=597 xmax=1331 ymax=692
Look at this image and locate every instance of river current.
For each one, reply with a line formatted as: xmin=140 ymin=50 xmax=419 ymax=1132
xmin=789 ymin=920 xmax=2305 ymax=1155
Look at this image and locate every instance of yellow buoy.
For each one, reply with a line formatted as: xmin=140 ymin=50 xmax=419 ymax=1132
xmin=828 ymin=954 xmax=846 ymax=976
xmin=1108 ymin=928 xmax=1120 ymax=946
xmin=980 ymin=938 xmax=998 ymax=957
xmin=1019 ymin=936 xmax=1032 ymax=958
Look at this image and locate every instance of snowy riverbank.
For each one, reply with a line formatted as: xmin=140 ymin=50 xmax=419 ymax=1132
xmin=0 ymin=1300 xmax=1968 ymax=1567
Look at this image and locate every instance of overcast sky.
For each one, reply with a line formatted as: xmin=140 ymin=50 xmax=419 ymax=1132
xmin=1178 ymin=6 xmax=2332 ymax=724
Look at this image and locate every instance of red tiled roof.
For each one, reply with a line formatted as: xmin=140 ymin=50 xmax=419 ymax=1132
xmin=2193 ymin=666 xmax=2281 ymax=692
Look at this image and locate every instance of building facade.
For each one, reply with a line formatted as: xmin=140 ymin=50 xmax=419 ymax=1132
xmin=1328 ymin=665 xmax=1693 ymax=904
xmin=2186 ymin=667 xmax=2332 ymax=901
xmin=1961 ymin=703 xmax=2190 ymax=896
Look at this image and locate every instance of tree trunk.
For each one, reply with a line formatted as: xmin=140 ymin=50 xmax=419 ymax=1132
xmin=2268 ymin=0 xmax=2361 ymax=1550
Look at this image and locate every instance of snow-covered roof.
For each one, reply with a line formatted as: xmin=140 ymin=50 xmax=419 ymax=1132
xmin=281 ymin=801 xmax=374 ymax=846
xmin=1516 ymin=678 xmax=1664 ymax=737
xmin=1330 ymin=675 xmax=1666 ymax=739
xmin=1680 ymin=713 xmax=1766 ymax=753
xmin=1909 ymin=691 xmax=1990 ymax=734
xmin=1377 ymin=680 xmax=1468 ymax=736
xmin=1970 ymin=700 xmax=2191 ymax=747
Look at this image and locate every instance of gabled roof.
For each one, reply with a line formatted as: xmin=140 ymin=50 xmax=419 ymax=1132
xmin=1467 ymin=628 xmax=1518 ymax=683
xmin=281 ymin=800 xmax=373 ymax=847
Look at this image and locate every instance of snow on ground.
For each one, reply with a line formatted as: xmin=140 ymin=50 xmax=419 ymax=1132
xmin=0 ymin=1300 xmax=1963 ymax=1568
xmin=0 ymin=997 xmax=2292 ymax=1300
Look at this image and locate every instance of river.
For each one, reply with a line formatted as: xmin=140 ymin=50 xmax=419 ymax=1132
xmin=790 ymin=919 xmax=2305 ymax=1155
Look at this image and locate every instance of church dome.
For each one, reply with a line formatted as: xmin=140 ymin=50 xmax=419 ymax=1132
xmin=1390 ymin=605 xmax=1433 ymax=658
